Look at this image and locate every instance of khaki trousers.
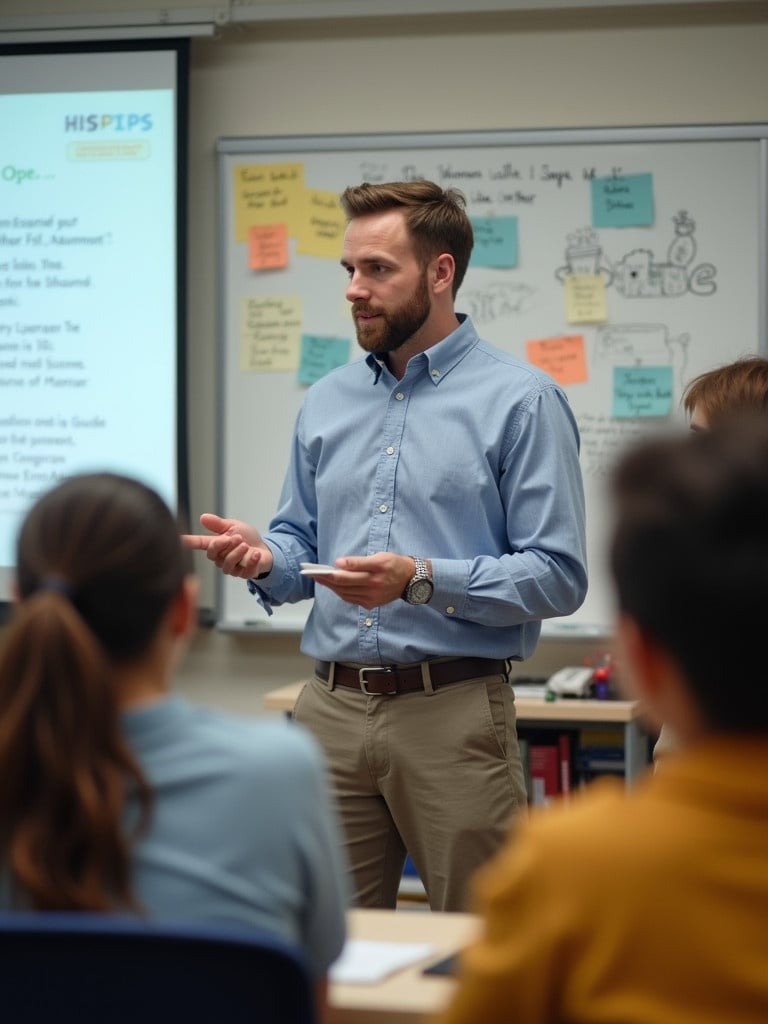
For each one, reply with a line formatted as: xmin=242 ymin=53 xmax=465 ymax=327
xmin=293 ymin=667 xmax=527 ymax=912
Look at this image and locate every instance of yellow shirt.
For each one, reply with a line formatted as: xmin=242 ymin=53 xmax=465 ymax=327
xmin=436 ymin=736 xmax=768 ymax=1024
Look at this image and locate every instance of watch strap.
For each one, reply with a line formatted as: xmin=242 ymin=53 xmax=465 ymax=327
xmin=412 ymin=556 xmax=430 ymax=581
xmin=402 ymin=555 xmax=433 ymax=603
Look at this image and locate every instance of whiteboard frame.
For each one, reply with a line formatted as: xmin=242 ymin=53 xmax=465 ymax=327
xmin=216 ymin=123 xmax=768 ymax=637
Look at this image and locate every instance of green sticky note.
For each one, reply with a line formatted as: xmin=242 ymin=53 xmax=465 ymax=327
xmin=613 ymin=365 xmax=673 ymax=418
xmin=470 ymin=216 xmax=518 ymax=268
xmin=298 ymin=334 xmax=350 ymax=385
xmin=592 ymin=173 xmax=654 ymax=228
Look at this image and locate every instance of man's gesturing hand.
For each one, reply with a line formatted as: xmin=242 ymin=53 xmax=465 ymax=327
xmin=182 ymin=513 xmax=274 ymax=579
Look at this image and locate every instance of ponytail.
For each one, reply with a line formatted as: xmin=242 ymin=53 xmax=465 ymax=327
xmin=0 ymin=590 xmax=151 ymax=911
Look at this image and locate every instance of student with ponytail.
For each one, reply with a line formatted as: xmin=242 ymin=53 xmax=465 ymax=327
xmin=0 ymin=473 xmax=347 ymax=1011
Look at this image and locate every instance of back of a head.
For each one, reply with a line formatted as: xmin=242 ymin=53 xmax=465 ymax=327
xmin=0 ymin=472 xmax=191 ymax=911
xmin=683 ymin=356 xmax=768 ymax=426
xmin=610 ymin=418 xmax=768 ymax=733
xmin=16 ymin=472 xmax=191 ymax=661
xmin=340 ymin=180 xmax=474 ymax=296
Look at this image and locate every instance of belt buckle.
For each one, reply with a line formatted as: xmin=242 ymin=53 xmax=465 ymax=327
xmin=359 ymin=666 xmax=398 ymax=696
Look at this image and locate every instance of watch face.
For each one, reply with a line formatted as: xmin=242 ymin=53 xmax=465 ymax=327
xmin=407 ymin=579 xmax=433 ymax=605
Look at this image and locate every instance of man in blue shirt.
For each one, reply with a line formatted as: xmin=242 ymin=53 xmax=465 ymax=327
xmin=185 ymin=181 xmax=587 ymax=911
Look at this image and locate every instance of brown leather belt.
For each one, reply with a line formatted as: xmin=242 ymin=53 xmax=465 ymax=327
xmin=314 ymin=657 xmax=508 ymax=695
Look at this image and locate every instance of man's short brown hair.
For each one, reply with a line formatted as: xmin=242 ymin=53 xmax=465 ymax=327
xmin=340 ymin=180 xmax=474 ymax=297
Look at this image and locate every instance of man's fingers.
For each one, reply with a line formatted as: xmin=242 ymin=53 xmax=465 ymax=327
xmin=184 ymin=516 xmax=264 ymax=579
xmin=182 ymin=533 xmax=212 ymax=551
xmin=218 ymin=541 xmax=252 ymax=573
xmin=199 ymin=512 xmax=229 ymax=534
xmin=182 ymin=514 xmax=233 ymax=553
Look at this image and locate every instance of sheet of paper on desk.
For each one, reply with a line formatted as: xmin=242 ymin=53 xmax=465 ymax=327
xmin=330 ymin=939 xmax=437 ymax=984
xmin=514 ymin=684 xmax=548 ymax=699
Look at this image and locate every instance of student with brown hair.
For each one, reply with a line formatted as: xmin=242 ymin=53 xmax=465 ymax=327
xmin=435 ymin=419 xmax=768 ymax=1024
xmin=654 ymin=353 xmax=768 ymax=760
xmin=0 ymin=472 xmax=347 ymax=1013
xmin=683 ymin=354 xmax=768 ymax=429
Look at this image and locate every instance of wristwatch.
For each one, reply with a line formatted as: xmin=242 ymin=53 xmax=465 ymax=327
xmin=402 ymin=556 xmax=434 ymax=605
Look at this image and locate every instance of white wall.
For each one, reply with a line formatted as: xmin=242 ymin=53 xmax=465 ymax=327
xmin=3 ymin=4 xmax=768 ymax=707
xmin=176 ymin=4 xmax=768 ymax=708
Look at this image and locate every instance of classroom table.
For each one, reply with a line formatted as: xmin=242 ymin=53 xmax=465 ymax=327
xmin=330 ymin=908 xmax=479 ymax=1024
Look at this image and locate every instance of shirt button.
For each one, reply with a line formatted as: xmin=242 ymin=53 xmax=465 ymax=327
xmin=364 ymin=618 xmax=373 ymax=627
xmin=446 ymin=606 xmax=455 ymax=615
xmin=395 ymin=392 xmax=404 ymax=401
xmin=431 ymin=369 xmax=440 ymax=378
xmin=379 ymin=504 xmax=388 ymax=513
xmin=386 ymin=446 xmax=395 ymax=455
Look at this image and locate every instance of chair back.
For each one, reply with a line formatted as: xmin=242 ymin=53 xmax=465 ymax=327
xmin=0 ymin=911 xmax=316 ymax=1023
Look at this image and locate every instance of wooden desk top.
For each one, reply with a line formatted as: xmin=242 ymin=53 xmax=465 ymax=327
xmin=330 ymin=908 xmax=479 ymax=1024
xmin=263 ymin=679 xmax=643 ymax=724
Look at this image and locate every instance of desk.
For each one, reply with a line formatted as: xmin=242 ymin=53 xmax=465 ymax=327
xmin=263 ymin=680 xmax=650 ymax=782
xmin=331 ymin=909 xmax=478 ymax=1024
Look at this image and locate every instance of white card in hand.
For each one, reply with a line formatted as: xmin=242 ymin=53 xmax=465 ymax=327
xmin=299 ymin=563 xmax=337 ymax=576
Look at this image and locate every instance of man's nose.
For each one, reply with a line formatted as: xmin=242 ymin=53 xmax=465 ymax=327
xmin=345 ymin=271 xmax=369 ymax=302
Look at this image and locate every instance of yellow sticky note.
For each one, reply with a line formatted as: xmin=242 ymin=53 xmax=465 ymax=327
xmin=233 ymin=162 xmax=305 ymax=243
xmin=564 ymin=274 xmax=608 ymax=323
xmin=240 ymin=295 xmax=302 ymax=371
xmin=249 ymin=223 xmax=289 ymax=271
xmin=526 ymin=335 xmax=588 ymax=387
xmin=296 ymin=189 xmax=346 ymax=260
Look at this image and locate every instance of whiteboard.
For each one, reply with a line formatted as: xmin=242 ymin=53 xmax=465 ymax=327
xmin=216 ymin=125 xmax=768 ymax=636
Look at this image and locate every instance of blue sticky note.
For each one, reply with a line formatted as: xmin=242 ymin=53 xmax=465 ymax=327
xmin=613 ymin=366 xmax=673 ymax=418
xmin=591 ymin=173 xmax=654 ymax=228
xmin=298 ymin=334 xmax=350 ymax=385
xmin=469 ymin=216 xmax=518 ymax=268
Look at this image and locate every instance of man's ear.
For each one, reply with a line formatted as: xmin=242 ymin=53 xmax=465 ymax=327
xmin=431 ymin=253 xmax=455 ymax=295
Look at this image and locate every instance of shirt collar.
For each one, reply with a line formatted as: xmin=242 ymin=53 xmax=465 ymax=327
xmin=365 ymin=313 xmax=477 ymax=385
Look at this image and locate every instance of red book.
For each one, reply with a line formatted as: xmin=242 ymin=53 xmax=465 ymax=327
xmin=528 ymin=744 xmax=559 ymax=807
xmin=558 ymin=733 xmax=572 ymax=798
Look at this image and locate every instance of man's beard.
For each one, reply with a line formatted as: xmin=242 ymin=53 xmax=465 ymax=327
xmin=352 ymin=272 xmax=430 ymax=356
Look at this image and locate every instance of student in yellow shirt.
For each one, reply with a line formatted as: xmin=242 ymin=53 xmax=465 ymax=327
xmin=435 ymin=418 xmax=768 ymax=1024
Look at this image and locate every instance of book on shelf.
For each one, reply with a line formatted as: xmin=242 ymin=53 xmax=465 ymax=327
xmin=576 ymin=726 xmax=625 ymax=781
xmin=579 ymin=727 xmax=625 ymax=747
xmin=558 ymin=732 xmax=572 ymax=796
xmin=519 ymin=726 xmax=626 ymax=798
xmin=528 ymin=743 xmax=559 ymax=806
xmin=577 ymin=751 xmax=625 ymax=777
xmin=522 ymin=729 xmax=578 ymax=806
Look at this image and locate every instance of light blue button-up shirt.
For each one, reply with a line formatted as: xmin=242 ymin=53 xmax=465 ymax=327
xmin=249 ymin=315 xmax=587 ymax=664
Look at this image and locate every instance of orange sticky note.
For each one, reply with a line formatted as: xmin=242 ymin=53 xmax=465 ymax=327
xmin=249 ymin=223 xmax=288 ymax=271
xmin=526 ymin=335 xmax=588 ymax=387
